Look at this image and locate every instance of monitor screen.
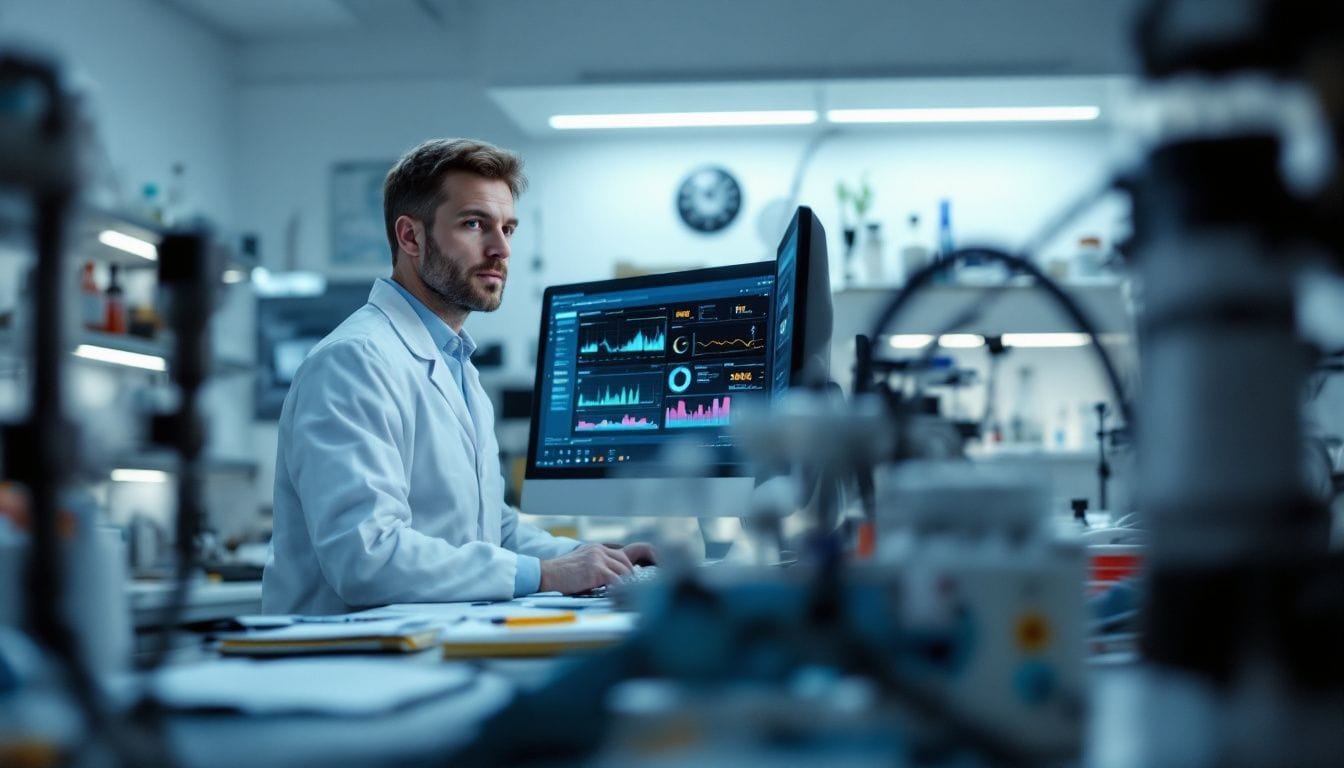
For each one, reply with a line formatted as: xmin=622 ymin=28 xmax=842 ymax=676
xmin=527 ymin=262 xmax=775 ymax=480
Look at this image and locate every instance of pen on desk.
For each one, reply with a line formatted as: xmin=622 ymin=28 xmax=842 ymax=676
xmin=490 ymin=612 xmax=577 ymax=626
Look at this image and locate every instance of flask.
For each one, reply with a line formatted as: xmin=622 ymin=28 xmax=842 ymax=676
xmin=863 ymin=222 xmax=885 ymax=284
xmin=141 ymin=183 xmax=163 ymax=224
xmin=1009 ymin=366 xmax=1040 ymax=444
xmin=163 ymin=162 xmax=188 ymax=225
xmin=1075 ymin=235 xmax=1106 ymax=279
xmin=899 ymin=213 xmax=931 ymax=283
xmin=80 ymin=261 xmax=102 ymax=331
xmin=1049 ymin=406 xmax=1070 ymax=450
xmin=104 ymin=263 xmax=126 ymax=334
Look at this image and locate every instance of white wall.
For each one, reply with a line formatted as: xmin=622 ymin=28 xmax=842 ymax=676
xmin=0 ymin=0 xmax=239 ymax=226
xmin=0 ymin=0 xmax=253 ymax=530
xmin=237 ymin=90 xmax=1127 ymax=375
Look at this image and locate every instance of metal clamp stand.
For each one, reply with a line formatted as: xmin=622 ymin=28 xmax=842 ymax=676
xmin=0 ymin=47 xmax=108 ymax=742
xmin=1094 ymin=402 xmax=1111 ymax=512
xmin=144 ymin=232 xmax=216 ymax=669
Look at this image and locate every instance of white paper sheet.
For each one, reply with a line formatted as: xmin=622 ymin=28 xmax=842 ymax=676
xmin=148 ymin=658 xmax=476 ymax=715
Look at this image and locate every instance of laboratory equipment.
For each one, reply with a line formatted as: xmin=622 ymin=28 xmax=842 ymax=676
xmin=1121 ymin=0 xmax=1344 ymax=764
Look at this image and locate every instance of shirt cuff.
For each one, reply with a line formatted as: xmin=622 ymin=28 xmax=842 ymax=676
xmin=513 ymin=554 xmax=541 ymax=597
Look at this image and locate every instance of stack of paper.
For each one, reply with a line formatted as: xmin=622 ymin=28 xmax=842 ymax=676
xmin=217 ymin=617 xmax=443 ymax=656
xmin=440 ymin=612 xmax=637 ymax=658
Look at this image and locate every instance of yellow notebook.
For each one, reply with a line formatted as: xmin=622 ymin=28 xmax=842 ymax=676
xmin=440 ymin=613 xmax=637 ymax=659
xmin=218 ymin=618 xmax=442 ymax=656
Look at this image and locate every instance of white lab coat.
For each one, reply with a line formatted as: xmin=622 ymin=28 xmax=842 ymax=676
xmin=262 ymin=280 xmax=578 ymax=614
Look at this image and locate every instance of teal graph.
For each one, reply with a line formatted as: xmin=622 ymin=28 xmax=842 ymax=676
xmin=579 ymin=316 xmax=667 ymax=356
xmin=578 ymin=383 xmax=645 ymax=407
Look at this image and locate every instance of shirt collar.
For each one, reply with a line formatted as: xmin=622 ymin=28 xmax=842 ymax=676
xmin=382 ymin=278 xmax=476 ymax=359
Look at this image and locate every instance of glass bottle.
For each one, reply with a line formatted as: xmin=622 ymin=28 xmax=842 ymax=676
xmin=104 ymin=263 xmax=126 ymax=334
xmin=899 ymin=213 xmax=931 ymax=283
xmin=863 ymin=222 xmax=885 ymax=285
xmin=934 ymin=199 xmax=955 ymax=283
xmin=80 ymin=261 xmax=102 ymax=331
xmin=1009 ymin=366 xmax=1040 ymax=445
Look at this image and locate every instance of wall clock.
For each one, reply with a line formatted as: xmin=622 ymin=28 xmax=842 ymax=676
xmin=676 ymin=166 xmax=742 ymax=233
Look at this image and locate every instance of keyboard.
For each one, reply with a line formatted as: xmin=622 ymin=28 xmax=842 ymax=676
xmin=581 ymin=565 xmax=659 ymax=597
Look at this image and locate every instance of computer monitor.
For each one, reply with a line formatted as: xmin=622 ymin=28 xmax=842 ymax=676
xmin=521 ymin=208 xmax=831 ymax=519
xmin=522 ymin=262 xmax=776 ymax=517
xmin=771 ymin=205 xmax=832 ymax=391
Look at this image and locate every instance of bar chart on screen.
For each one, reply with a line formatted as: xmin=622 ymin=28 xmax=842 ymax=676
xmin=665 ymin=396 xmax=732 ymax=428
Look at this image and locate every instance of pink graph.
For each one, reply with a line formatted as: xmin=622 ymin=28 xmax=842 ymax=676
xmin=575 ymin=414 xmax=658 ymax=431
xmin=665 ymin=396 xmax=731 ymax=428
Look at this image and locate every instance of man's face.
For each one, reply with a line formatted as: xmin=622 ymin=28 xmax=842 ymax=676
xmin=417 ymin=172 xmax=516 ymax=314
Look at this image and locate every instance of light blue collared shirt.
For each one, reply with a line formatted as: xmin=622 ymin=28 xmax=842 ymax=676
xmin=382 ymin=278 xmax=540 ymax=597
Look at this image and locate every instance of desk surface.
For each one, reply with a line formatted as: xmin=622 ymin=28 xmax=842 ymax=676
xmin=138 ymin=597 xmax=623 ymax=767
xmin=128 ymin=580 xmax=264 ymax=629
xmin=161 ymin=654 xmax=522 ymax=768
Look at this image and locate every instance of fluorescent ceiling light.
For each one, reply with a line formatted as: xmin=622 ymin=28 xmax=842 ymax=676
xmin=886 ymin=333 xmax=985 ymax=349
xmin=888 ymin=334 xmax=935 ymax=349
xmin=110 ymin=468 xmax=170 ymax=483
xmin=73 ymin=344 xmax=167 ymax=371
xmin=549 ymin=110 xmax=818 ymax=130
xmin=1003 ymin=332 xmax=1092 ymax=348
xmin=826 ymin=106 xmax=1100 ymax=124
xmin=938 ymin=334 xmax=985 ymax=349
xmin=98 ymin=230 xmax=158 ymax=261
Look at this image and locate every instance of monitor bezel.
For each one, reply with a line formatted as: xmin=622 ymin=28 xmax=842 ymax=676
xmin=526 ymin=261 xmax=775 ymax=481
xmin=775 ymin=206 xmax=815 ymax=388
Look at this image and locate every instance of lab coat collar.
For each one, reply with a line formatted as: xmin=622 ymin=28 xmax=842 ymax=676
xmin=367 ymin=280 xmax=477 ymax=442
xmin=369 ymin=279 xmax=440 ymax=363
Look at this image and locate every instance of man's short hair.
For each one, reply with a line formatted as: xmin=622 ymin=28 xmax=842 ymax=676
xmin=383 ymin=138 xmax=527 ymax=264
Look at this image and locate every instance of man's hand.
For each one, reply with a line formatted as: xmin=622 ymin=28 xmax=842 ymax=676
xmin=539 ymin=543 xmax=634 ymax=595
xmin=610 ymin=542 xmax=657 ymax=567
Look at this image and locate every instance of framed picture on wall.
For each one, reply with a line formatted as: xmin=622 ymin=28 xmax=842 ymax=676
xmin=330 ymin=160 xmax=392 ymax=268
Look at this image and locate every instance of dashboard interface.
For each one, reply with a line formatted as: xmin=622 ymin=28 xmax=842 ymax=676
xmin=532 ymin=266 xmax=774 ymax=474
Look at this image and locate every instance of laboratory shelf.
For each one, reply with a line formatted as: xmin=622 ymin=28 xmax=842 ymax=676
xmin=834 ymin=281 xmax=1133 ymax=338
xmin=77 ymin=328 xmax=171 ymax=358
xmin=114 ymin=450 xmax=259 ymax=476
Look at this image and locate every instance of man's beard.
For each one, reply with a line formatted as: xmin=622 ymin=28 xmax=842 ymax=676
xmin=419 ymin=234 xmax=505 ymax=313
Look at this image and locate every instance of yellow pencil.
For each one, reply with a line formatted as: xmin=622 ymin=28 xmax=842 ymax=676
xmin=490 ymin=612 xmax=578 ymax=626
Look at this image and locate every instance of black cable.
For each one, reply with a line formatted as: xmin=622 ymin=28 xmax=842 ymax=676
xmin=860 ymin=246 xmax=1133 ymax=430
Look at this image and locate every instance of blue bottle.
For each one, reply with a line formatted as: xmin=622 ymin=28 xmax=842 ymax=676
xmin=934 ymin=199 xmax=955 ymax=282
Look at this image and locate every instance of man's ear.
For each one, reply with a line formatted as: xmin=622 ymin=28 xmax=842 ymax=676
xmin=393 ymin=215 xmax=423 ymax=260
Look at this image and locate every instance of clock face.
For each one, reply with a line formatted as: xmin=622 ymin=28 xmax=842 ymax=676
xmin=676 ymin=166 xmax=742 ymax=233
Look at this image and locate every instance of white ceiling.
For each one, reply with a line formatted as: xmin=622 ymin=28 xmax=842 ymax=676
xmin=161 ymin=0 xmax=1146 ymax=86
xmin=489 ymin=76 xmax=1137 ymax=136
xmin=160 ymin=0 xmax=447 ymax=40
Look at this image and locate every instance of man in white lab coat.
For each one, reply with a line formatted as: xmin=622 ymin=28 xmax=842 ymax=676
xmin=263 ymin=139 xmax=654 ymax=614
